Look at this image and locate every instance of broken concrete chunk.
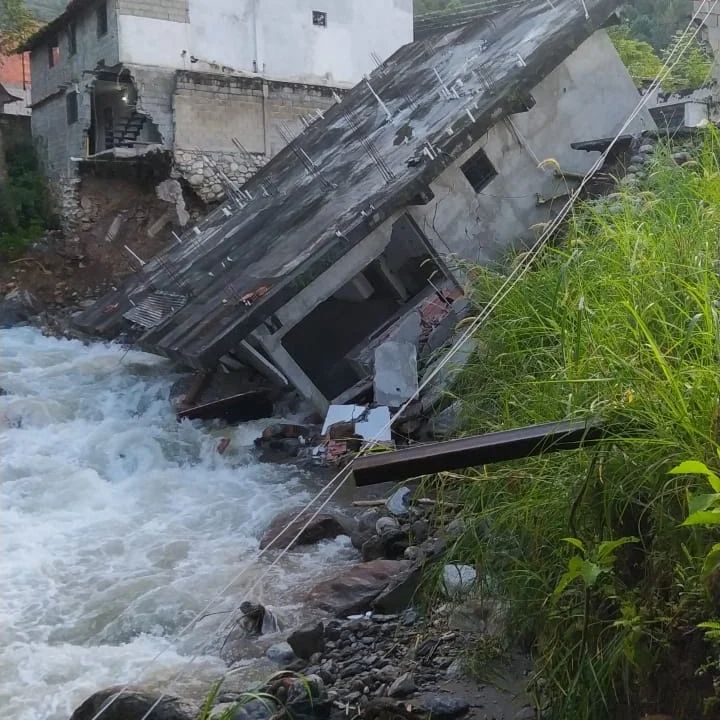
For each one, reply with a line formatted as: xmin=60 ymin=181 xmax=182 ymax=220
xmin=442 ymin=564 xmax=477 ymax=598
xmin=322 ymin=405 xmax=392 ymax=443
xmin=374 ymin=341 xmax=418 ymax=408
xmin=386 ymin=486 xmax=411 ymax=517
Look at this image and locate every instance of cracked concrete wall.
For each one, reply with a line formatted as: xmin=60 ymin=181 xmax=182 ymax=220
xmin=127 ymin=65 xmax=176 ymax=147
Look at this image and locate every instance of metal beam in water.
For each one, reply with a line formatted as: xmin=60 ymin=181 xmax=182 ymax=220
xmin=352 ymin=418 xmax=606 ymax=486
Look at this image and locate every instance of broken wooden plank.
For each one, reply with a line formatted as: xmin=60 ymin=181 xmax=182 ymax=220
xmin=352 ymin=419 xmax=606 ymax=486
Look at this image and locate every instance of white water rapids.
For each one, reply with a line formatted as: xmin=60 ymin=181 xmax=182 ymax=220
xmin=0 ymin=327 xmax=355 ymax=720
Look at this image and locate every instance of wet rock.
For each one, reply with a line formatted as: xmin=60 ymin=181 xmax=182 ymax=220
xmin=410 ymin=519 xmax=429 ymax=543
xmin=0 ymin=289 xmax=42 ymax=329
xmin=420 ymin=695 xmax=470 ymax=719
xmin=357 ymin=508 xmax=382 ymax=534
xmin=363 ymin=529 xmax=409 ymax=561
xmin=442 ymin=564 xmax=477 ymax=598
xmin=388 ymin=672 xmax=416 ymax=698
xmin=259 ymin=510 xmax=354 ymax=550
xmin=376 ymin=516 xmax=400 ymax=536
xmin=386 ymin=487 xmax=411 ymax=517
xmin=672 ymin=151 xmax=691 ymax=165
xmin=373 ymin=563 xmax=422 ymax=613
xmin=445 ymin=518 xmax=465 ymax=538
xmin=639 ymin=143 xmax=655 ymax=154
xmin=266 ymin=641 xmax=298 ymax=666
xmin=307 ymin=559 xmax=412 ymax=616
xmin=287 ymin=621 xmax=326 ymax=660
xmin=69 ymin=687 xmax=199 ymax=720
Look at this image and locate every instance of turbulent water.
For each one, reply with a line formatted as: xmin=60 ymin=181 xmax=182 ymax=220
xmin=0 ymin=327 xmax=353 ymax=720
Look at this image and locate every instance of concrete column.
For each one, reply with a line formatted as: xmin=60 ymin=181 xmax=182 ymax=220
xmin=253 ymin=327 xmax=330 ymax=414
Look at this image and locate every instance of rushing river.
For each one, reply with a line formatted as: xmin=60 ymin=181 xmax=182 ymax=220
xmin=0 ymin=327 xmax=353 ymax=720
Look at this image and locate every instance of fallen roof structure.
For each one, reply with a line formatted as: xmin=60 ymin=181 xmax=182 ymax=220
xmin=75 ymin=0 xmax=652 ymax=412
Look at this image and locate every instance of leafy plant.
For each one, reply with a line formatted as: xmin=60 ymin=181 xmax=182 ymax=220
xmin=553 ymin=537 xmax=639 ymax=599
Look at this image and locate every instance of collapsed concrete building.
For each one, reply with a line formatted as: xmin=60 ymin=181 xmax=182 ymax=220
xmin=76 ymin=0 xmax=655 ymax=414
xmin=19 ymin=0 xmax=413 ymax=217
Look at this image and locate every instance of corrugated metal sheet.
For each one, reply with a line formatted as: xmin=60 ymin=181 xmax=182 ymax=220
xmin=123 ymin=292 xmax=187 ymax=329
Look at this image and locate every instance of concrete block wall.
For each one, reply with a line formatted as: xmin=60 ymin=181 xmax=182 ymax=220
xmin=173 ymin=72 xmax=339 ymax=202
xmin=117 ymin=0 xmax=190 ymax=23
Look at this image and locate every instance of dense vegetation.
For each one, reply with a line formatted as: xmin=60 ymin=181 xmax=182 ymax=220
xmin=437 ymin=134 xmax=720 ymax=718
xmin=0 ymin=141 xmax=57 ymax=257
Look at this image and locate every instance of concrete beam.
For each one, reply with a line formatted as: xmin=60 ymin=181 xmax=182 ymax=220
xmin=253 ymin=327 xmax=329 ymax=414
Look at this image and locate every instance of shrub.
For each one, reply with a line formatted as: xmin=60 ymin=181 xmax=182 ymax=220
xmin=0 ymin=140 xmax=57 ymax=257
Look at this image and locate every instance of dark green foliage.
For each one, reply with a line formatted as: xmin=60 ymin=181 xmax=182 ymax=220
xmin=622 ymin=0 xmax=690 ymax=51
xmin=0 ymin=141 xmax=57 ymax=257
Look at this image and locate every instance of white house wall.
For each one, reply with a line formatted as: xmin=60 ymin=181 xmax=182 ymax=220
xmin=409 ymin=30 xmax=656 ymax=265
xmin=117 ymin=0 xmax=413 ymax=86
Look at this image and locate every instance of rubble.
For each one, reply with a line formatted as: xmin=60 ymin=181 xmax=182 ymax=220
xmin=374 ymin=342 xmax=419 ymax=408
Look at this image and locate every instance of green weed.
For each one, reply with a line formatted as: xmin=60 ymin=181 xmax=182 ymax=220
xmin=438 ymin=131 xmax=720 ymax=718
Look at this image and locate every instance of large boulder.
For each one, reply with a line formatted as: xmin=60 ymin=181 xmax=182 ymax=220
xmin=307 ymin=559 xmax=415 ymax=616
xmin=287 ymin=621 xmax=325 ymax=660
xmin=259 ymin=510 xmax=354 ymax=550
xmin=0 ymin=289 xmax=42 ymax=329
xmin=69 ymin=687 xmax=199 ymax=720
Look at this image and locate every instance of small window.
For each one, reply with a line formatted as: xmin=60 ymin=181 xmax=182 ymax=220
xmin=48 ymin=36 xmax=60 ymax=67
xmin=68 ymin=22 xmax=77 ymax=56
xmin=461 ymin=148 xmax=497 ymax=193
xmin=97 ymin=1 xmax=108 ymax=37
xmin=66 ymin=91 xmax=78 ymax=124
xmin=312 ymin=10 xmax=327 ymax=27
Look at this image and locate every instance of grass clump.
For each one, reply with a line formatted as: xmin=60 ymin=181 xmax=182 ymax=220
xmin=441 ymin=132 xmax=720 ymax=719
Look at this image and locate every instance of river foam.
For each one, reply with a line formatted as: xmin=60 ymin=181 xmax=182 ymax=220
xmin=0 ymin=328 xmax=351 ymax=720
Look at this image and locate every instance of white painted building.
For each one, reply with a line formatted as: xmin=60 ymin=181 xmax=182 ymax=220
xmin=118 ymin=0 xmax=413 ymax=87
xmin=22 ymin=0 xmax=414 ymax=215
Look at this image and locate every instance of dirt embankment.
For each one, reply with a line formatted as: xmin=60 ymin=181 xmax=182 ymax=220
xmin=0 ymin=175 xmax=201 ymax=333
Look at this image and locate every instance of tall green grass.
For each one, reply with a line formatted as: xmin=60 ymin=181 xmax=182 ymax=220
xmin=444 ymin=132 xmax=720 ymax=719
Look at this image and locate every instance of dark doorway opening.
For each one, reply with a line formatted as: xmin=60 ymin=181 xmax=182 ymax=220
xmin=281 ymin=214 xmax=446 ymax=399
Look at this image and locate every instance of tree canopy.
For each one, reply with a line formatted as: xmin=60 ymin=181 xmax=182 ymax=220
xmin=0 ymin=0 xmax=39 ymax=56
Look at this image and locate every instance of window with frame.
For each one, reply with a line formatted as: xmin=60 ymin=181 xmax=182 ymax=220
xmin=97 ymin=1 xmax=108 ymax=37
xmin=460 ymin=148 xmax=498 ymax=193
xmin=66 ymin=91 xmax=78 ymax=125
xmin=48 ymin=36 xmax=60 ymax=67
xmin=312 ymin=11 xmax=327 ymax=27
xmin=68 ymin=22 xmax=77 ymax=56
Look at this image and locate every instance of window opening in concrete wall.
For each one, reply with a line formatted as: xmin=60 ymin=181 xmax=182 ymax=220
xmin=313 ymin=11 xmax=328 ymax=27
xmin=66 ymin=91 xmax=78 ymax=125
xmin=97 ymin=1 xmax=108 ymax=37
xmin=68 ymin=22 xmax=77 ymax=56
xmin=48 ymin=36 xmax=59 ymax=67
xmin=281 ymin=214 xmax=445 ymax=399
xmin=461 ymin=148 xmax=498 ymax=193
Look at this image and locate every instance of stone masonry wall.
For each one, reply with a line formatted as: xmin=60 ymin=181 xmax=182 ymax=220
xmin=173 ymin=71 xmax=340 ymax=202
